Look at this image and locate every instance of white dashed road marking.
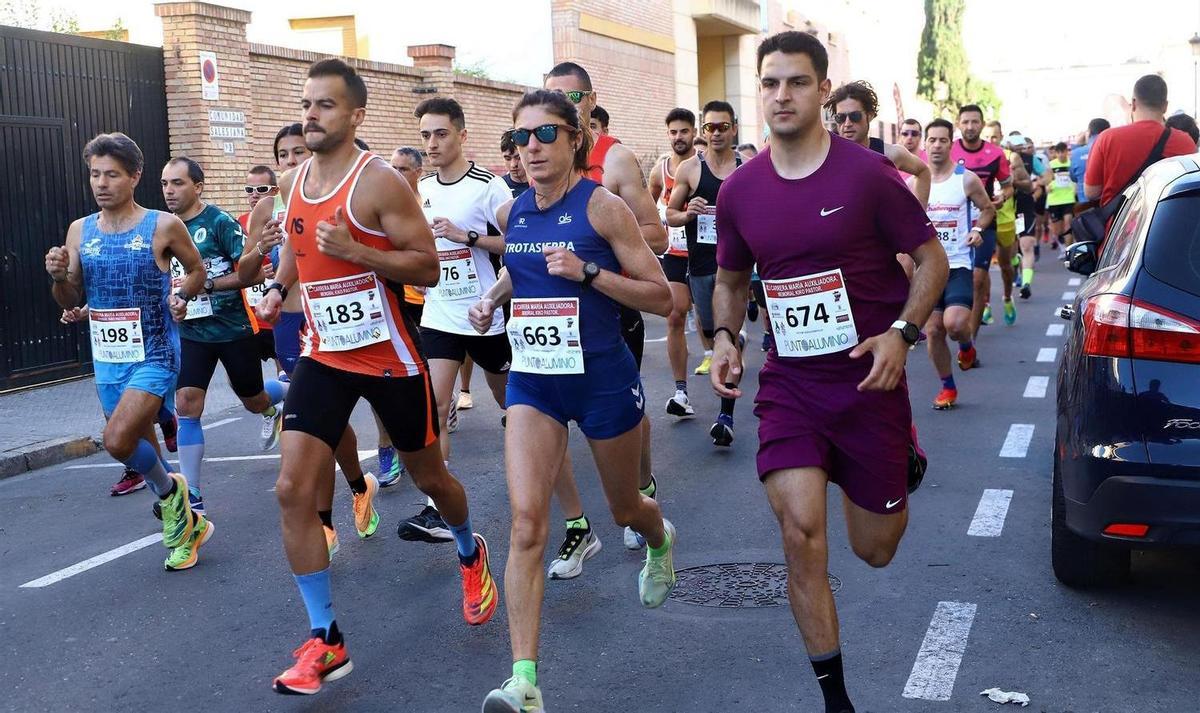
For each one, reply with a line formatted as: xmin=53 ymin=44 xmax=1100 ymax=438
xmin=1046 ymin=324 xmax=1065 ymax=337
xmin=20 ymin=533 xmax=160 ymax=588
xmin=903 ymin=601 xmax=978 ymax=701
xmin=1068 ymin=277 xmax=1081 ymax=286
xmin=1023 ymin=375 xmax=1049 ymax=398
xmin=1000 ymin=424 xmax=1035 ymax=458
xmin=1061 ymin=291 xmax=1076 ymax=301
xmin=1037 ymin=347 xmax=1057 ymax=362
xmin=967 ymin=489 xmax=1014 ymax=537
xmin=203 ymin=417 xmax=240 ymax=430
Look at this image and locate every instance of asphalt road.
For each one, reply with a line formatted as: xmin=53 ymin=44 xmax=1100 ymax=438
xmin=1 ymin=257 xmax=1196 ymax=713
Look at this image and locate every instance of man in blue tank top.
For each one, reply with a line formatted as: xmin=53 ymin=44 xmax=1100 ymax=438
xmin=45 ymin=133 xmax=212 ymax=571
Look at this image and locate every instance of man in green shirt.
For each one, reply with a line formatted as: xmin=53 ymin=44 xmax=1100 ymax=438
xmin=161 ymin=157 xmax=287 ymax=538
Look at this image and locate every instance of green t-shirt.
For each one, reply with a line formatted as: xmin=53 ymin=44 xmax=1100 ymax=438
xmin=177 ymin=203 xmax=253 ymax=343
xmin=1047 ymin=159 xmax=1076 ymax=207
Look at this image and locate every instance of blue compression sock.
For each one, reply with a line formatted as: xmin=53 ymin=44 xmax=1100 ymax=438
xmin=294 ymin=567 xmax=335 ymax=633
xmin=264 ymin=378 xmax=287 ymax=406
xmin=448 ymin=516 xmax=478 ymax=562
xmin=941 ymin=374 xmax=956 ymax=390
xmin=123 ymin=439 xmax=173 ymax=497
xmin=177 ymin=417 xmax=204 ymax=491
xmin=958 ymin=340 xmax=973 ymax=352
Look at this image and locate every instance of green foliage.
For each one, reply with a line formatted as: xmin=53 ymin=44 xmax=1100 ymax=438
xmin=1 ymin=0 xmax=80 ymax=33
xmin=104 ymin=17 xmax=125 ymax=41
xmin=454 ymin=59 xmax=492 ymax=80
xmin=916 ymin=0 xmax=1000 ymax=118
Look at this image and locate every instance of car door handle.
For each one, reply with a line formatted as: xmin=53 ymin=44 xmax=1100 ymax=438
xmin=1058 ymin=305 xmax=1075 ymax=321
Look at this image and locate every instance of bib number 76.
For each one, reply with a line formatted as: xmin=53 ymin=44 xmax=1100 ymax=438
xmin=785 ymin=303 xmax=829 ymax=328
xmin=521 ymin=325 xmax=561 ymax=347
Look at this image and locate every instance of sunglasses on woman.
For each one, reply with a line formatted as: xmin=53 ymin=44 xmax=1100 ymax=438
xmin=243 ymin=185 xmax=275 ymax=194
xmin=833 ymin=111 xmax=865 ymax=125
xmin=702 ymin=121 xmax=733 ymax=133
xmin=510 ymin=124 xmax=578 ymax=147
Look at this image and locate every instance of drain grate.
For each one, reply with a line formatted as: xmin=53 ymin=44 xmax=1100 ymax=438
xmin=670 ymin=562 xmax=840 ymax=608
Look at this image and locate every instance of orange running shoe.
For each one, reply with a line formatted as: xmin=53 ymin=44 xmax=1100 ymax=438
xmin=272 ymin=635 xmax=353 ymax=695
xmin=957 ymin=345 xmax=979 ymax=371
xmin=933 ymin=388 xmax=958 ymax=410
xmin=460 ymin=533 xmax=498 ymax=626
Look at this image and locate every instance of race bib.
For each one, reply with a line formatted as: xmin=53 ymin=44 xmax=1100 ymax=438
xmin=659 ymin=203 xmax=688 ymax=254
xmin=696 ymin=206 xmax=717 ymax=245
xmin=764 ymin=269 xmax=858 ymax=358
xmin=432 ymin=247 xmax=480 ymax=300
xmin=1054 ymin=172 xmax=1072 ymax=188
xmin=303 ymin=273 xmax=391 ymax=352
xmin=170 ymin=259 xmax=212 ymax=319
xmin=89 ymin=308 xmax=145 ymax=363
xmin=1015 ymin=214 xmax=1026 ymax=234
xmin=933 ymin=219 xmax=961 ymax=249
xmin=506 ymin=298 xmax=584 ymax=375
xmin=243 ymin=281 xmax=270 ymax=309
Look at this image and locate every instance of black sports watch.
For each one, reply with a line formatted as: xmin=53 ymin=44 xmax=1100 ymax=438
xmin=173 ymin=289 xmax=194 ymax=303
xmin=466 ymin=230 xmax=480 ymax=247
xmin=891 ymin=319 xmax=920 ymax=347
xmin=580 ymin=261 xmax=601 ymax=289
xmin=203 ymin=278 xmax=215 ymax=294
xmin=265 ymin=282 xmax=288 ymax=301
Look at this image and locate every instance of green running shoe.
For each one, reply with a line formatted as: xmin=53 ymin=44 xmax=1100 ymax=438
xmin=165 ymin=513 xmax=215 ymax=571
xmin=160 ymin=473 xmax=194 ymax=548
xmin=1003 ymin=299 xmax=1017 ymax=326
xmin=638 ymin=519 xmax=677 ymax=608
xmin=482 ymin=676 xmax=544 ymax=713
xmin=981 ymin=305 xmax=994 ymax=325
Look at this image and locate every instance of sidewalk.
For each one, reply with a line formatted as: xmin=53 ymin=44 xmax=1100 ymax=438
xmin=0 ymin=363 xmax=273 ymax=478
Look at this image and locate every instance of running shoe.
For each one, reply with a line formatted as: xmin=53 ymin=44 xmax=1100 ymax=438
xmin=110 ymin=468 xmax=146 ymax=496
xmin=932 ymin=388 xmax=958 ymax=410
xmin=623 ymin=526 xmax=646 ymax=550
xmin=447 ymin=392 xmax=460 ymax=433
xmin=1020 ymin=283 xmax=1032 ymax=300
xmin=376 ymin=447 xmax=403 ymax=488
xmin=461 ymin=534 xmax=499 ymax=625
xmin=638 ymin=519 xmax=677 ymax=608
xmin=272 ymin=631 xmax=353 ymax=695
xmin=685 ymin=312 xmax=696 ymax=334
xmin=397 ymin=505 xmax=453 ymax=543
xmin=352 ymin=473 xmax=380 ymax=539
xmin=957 ymin=345 xmax=979 ymax=371
xmin=483 ymin=677 xmax=544 ymax=713
xmin=152 ymin=486 xmax=204 ymax=519
xmin=693 ymin=355 xmax=712 ymax=376
xmin=159 ymin=414 xmax=178 ymax=453
xmin=547 ymin=526 xmax=602 ymax=580
xmin=710 ymin=413 xmax=734 ymax=448
xmin=164 ymin=512 xmax=215 ymax=571
xmin=324 ymin=526 xmax=340 ymax=558
xmin=981 ymin=304 xmax=994 ymax=325
xmin=665 ymin=391 xmax=695 ymax=418
xmin=159 ymin=473 xmax=194 ymax=549
xmin=457 ymin=390 xmax=474 ymax=410
xmin=262 ymin=407 xmax=283 ymax=451
xmin=746 ymin=299 xmax=759 ymax=322
xmin=1003 ymin=299 xmax=1017 ymax=326
xmin=908 ymin=423 xmax=928 ymax=495
xmin=761 ymin=331 xmax=774 ymax=353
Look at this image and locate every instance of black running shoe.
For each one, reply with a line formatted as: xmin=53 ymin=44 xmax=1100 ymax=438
xmin=1019 ymin=284 xmax=1032 ymax=300
xmin=907 ymin=425 xmax=928 ymax=495
xmin=397 ymin=505 xmax=453 ymax=543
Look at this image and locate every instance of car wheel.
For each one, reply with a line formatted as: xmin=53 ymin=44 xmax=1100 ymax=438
xmin=1051 ymin=451 xmax=1131 ymax=588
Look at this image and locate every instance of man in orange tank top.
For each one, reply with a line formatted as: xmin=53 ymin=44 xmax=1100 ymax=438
xmin=250 ymin=59 xmax=499 ymax=697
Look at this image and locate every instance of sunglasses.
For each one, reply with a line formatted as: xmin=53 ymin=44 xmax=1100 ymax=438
xmin=553 ymin=89 xmax=593 ymax=104
xmin=900 ymin=130 xmax=921 ymax=137
xmin=510 ymin=124 xmax=578 ymax=147
xmin=243 ymin=185 xmax=275 ymax=194
xmin=702 ymin=121 xmax=733 ymax=133
xmin=833 ymin=111 xmax=865 ymax=125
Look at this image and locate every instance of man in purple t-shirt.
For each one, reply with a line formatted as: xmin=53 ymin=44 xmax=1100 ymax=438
xmin=711 ymin=31 xmax=948 ymax=713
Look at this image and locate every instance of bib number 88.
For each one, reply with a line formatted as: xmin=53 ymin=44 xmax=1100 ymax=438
xmin=324 ymin=301 xmax=364 ymax=324
xmin=785 ymin=303 xmax=829 ymax=328
xmin=522 ymin=325 xmax=561 ymax=346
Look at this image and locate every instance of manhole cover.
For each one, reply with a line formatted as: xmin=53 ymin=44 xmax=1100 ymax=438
xmin=670 ymin=562 xmax=840 ymax=608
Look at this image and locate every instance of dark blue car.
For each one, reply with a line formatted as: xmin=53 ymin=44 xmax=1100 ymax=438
xmin=1053 ymin=153 xmax=1200 ymax=587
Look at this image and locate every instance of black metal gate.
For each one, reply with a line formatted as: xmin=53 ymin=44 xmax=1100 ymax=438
xmin=0 ymin=25 xmax=169 ymax=391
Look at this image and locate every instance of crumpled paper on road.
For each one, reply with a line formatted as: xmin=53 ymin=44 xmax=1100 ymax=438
xmin=980 ymin=688 xmax=1031 ymax=706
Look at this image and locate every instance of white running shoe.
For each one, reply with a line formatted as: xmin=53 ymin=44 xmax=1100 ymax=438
xmin=261 ymin=407 xmax=283 ymax=451
xmin=547 ymin=527 xmax=602 ymax=580
xmin=447 ymin=391 xmax=460 ymax=433
xmin=623 ymin=526 xmax=646 ymax=550
xmin=665 ymin=391 xmax=695 ymax=418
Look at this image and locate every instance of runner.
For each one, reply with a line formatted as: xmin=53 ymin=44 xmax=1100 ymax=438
xmin=160 ymin=156 xmax=287 ymax=527
xmin=826 ymin=81 xmax=930 ymax=206
xmin=951 ymin=104 xmax=1012 ymax=347
xmin=500 ymin=130 xmax=530 ymax=197
xmin=393 ymin=96 xmax=513 ymax=543
xmin=647 ymin=107 xmax=697 ymax=419
xmin=1009 ymin=134 xmax=1043 ymax=299
xmin=737 ymin=142 xmax=759 ymax=161
xmin=1068 ymin=118 xmax=1109 ymax=213
xmin=923 ymin=119 xmax=994 ymax=409
xmin=252 ymin=59 xmax=497 ymax=695
xmin=666 ymin=100 xmax=745 ymax=447
xmin=46 ymin=132 xmax=210 ymax=570
xmin=589 ymin=104 xmax=610 ymax=136
xmin=710 ymin=32 xmax=947 ymax=712
xmin=542 ymin=61 xmax=668 ymax=569
xmin=238 ymin=164 xmax=282 ymax=374
xmin=1042 ymin=141 xmax=1077 ymax=250
xmin=898 ymin=118 xmax=923 ymax=157
xmin=471 ymin=88 xmax=675 ymax=713
xmin=980 ymin=122 xmax=1030 ymax=313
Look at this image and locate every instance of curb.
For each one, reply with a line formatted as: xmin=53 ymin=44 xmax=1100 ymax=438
xmin=0 ymin=436 xmax=102 ymax=479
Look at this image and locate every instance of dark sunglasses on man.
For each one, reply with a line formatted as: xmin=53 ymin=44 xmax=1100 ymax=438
xmin=510 ymin=124 xmax=579 ymax=146
xmin=243 ymin=185 xmax=275 ymax=195
xmin=702 ymin=121 xmax=733 ymax=133
xmin=551 ymin=89 xmax=593 ymax=104
xmin=833 ymin=111 xmax=865 ymax=125
xmin=900 ymin=129 xmax=921 ymax=138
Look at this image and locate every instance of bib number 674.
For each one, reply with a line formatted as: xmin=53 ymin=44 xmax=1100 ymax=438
xmin=785 ymin=303 xmax=829 ymax=328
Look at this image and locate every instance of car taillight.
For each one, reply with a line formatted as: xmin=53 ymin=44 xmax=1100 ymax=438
xmin=1082 ymin=294 xmax=1200 ymax=364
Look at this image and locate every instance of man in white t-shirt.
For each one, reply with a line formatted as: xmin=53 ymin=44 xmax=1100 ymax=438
xmin=396 ymin=97 xmax=513 ymax=543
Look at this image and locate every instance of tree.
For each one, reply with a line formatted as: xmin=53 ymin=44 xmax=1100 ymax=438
xmin=916 ymin=0 xmax=1000 ymax=118
xmin=0 ymin=0 xmax=80 ymax=33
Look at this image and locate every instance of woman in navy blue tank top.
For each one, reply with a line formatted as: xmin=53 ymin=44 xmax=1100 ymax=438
xmin=468 ymin=90 xmax=677 ymax=713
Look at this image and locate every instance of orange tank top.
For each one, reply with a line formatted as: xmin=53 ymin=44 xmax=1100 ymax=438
xmin=659 ymin=157 xmax=688 ymax=257
xmin=285 ymin=151 xmax=425 ymax=377
xmin=585 ymin=133 xmax=619 ymax=183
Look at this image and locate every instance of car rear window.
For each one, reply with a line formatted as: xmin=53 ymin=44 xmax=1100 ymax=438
xmin=1144 ymin=194 xmax=1200 ymax=296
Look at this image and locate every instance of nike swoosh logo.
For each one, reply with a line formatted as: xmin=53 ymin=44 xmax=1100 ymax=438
xmin=886 ymin=498 xmax=903 ymax=509
xmin=820 ymin=206 xmax=845 ymax=217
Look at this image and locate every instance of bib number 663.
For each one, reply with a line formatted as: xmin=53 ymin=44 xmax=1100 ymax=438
xmin=521 ymin=325 xmax=561 ymax=347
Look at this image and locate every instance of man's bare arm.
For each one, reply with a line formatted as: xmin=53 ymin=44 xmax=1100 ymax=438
xmin=605 ymin=143 xmax=668 ymax=254
xmin=350 ymin=161 xmax=440 ymax=287
xmin=665 ymin=158 xmax=699 ymax=227
xmin=49 ymin=220 xmax=85 ymax=309
xmin=887 ymin=143 xmax=930 ymax=207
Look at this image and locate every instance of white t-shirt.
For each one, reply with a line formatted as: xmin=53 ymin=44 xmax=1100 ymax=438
xmin=418 ymin=163 xmax=511 ymax=335
xmin=926 ymin=169 xmax=974 ymax=270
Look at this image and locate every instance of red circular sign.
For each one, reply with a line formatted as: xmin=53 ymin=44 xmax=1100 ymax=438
xmin=202 ymin=59 xmax=216 ymax=83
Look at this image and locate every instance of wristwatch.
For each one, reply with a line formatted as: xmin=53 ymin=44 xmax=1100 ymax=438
xmin=173 ymin=289 xmax=194 ymax=303
xmin=203 ymin=278 xmax=215 ymax=294
xmin=466 ymin=230 xmax=480 ymax=247
xmin=265 ymin=282 xmax=288 ymax=301
xmin=580 ymin=261 xmax=601 ymax=289
xmin=891 ymin=320 xmax=920 ymax=347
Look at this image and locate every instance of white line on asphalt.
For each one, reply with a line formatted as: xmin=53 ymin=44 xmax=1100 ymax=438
xmin=203 ymin=417 xmax=240 ymax=430
xmin=967 ymin=489 xmax=1014 ymax=536
xmin=1062 ymin=291 xmax=1076 ymax=301
xmin=1046 ymin=324 xmax=1065 ymax=337
xmin=902 ymin=601 xmax=978 ymax=701
xmin=1068 ymin=277 xmax=1081 ymax=286
xmin=1000 ymin=424 xmax=1035 ymax=458
xmin=1037 ymin=347 xmax=1057 ymax=362
xmin=1023 ymin=375 xmax=1049 ymax=398
xmin=19 ymin=533 xmax=161 ymax=588
xmin=645 ymin=336 xmax=668 ymax=343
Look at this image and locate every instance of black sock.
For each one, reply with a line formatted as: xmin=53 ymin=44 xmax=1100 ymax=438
xmin=720 ymin=396 xmax=736 ymax=417
xmin=314 ymin=620 xmax=342 ymax=645
xmin=674 ymin=380 xmax=687 ymax=393
xmin=318 ymin=510 xmax=333 ymax=529
xmin=347 ymin=475 xmax=367 ymax=495
xmin=810 ymin=650 xmax=854 ymax=713
xmin=460 ymin=388 xmax=470 ymax=394
xmin=639 ymin=475 xmax=656 ymax=499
